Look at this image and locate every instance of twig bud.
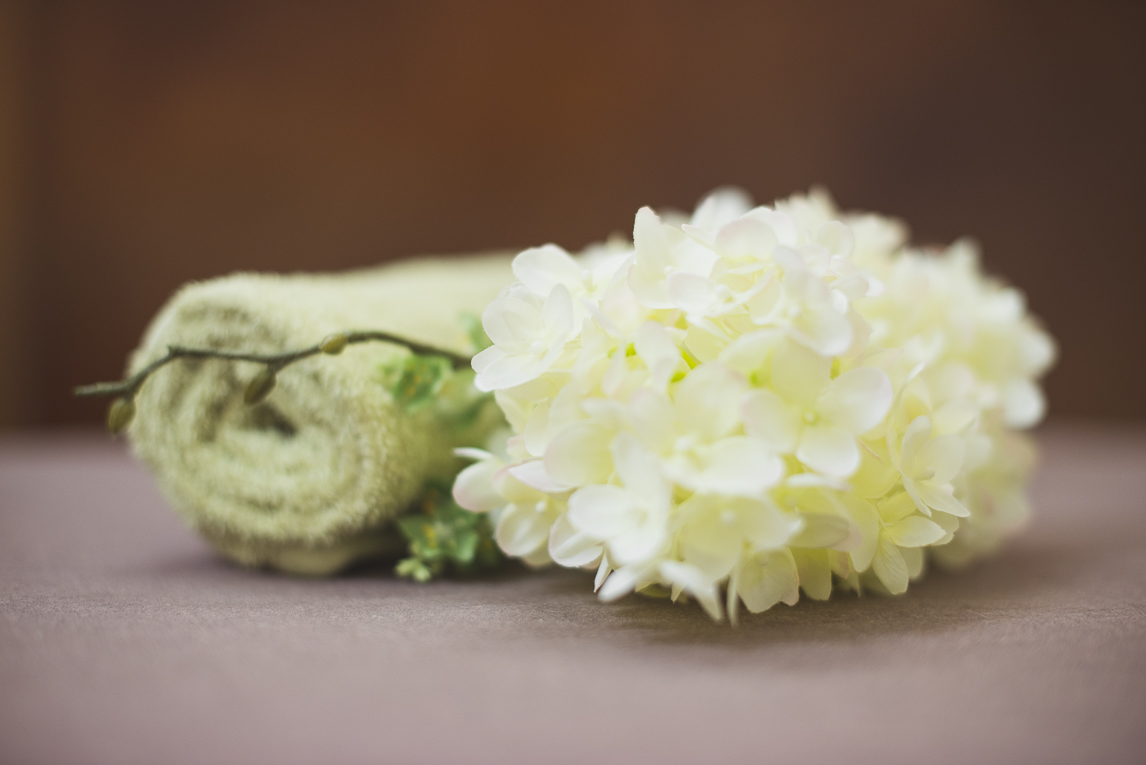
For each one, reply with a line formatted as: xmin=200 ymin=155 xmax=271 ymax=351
xmin=107 ymin=397 xmax=135 ymax=434
xmin=244 ymin=367 xmax=277 ymax=405
xmin=319 ymin=333 xmax=349 ymax=355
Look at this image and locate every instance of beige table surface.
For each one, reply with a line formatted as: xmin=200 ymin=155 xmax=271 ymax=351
xmin=1 ymin=424 xmax=1144 ymax=765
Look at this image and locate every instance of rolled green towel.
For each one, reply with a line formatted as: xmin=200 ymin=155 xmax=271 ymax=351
xmin=127 ymin=254 xmax=513 ymax=575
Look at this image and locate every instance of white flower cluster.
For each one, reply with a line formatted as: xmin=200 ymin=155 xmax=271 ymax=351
xmin=453 ymin=188 xmax=1054 ymax=622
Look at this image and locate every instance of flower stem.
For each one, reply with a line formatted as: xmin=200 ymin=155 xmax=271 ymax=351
xmin=74 ymin=330 xmax=473 ymax=432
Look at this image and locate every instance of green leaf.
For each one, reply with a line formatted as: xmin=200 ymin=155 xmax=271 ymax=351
xmin=460 ymin=311 xmax=492 ymax=352
xmin=395 ymin=557 xmax=434 ymax=583
xmin=393 ymin=481 xmax=503 ymax=581
xmin=381 ymin=354 xmax=454 ymax=414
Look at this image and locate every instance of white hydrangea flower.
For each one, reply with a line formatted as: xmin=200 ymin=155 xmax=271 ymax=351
xmin=891 ymin=415 xmax=970 ymax=519
xmin=454 ymin=187 xmax=1054 ymax=623
xmin=625 ymin=365 xmax=785 ymax=497
xmin=472 ymin=283 xmax=576 ymax=392
xmin=867 ymin=492 xmax=948 ymax=594
xmin=741 ymin=338 xmax=892 ymax=477
xmin=453 ymin=439 xmax=565 ymax=566
xmin=565 ymin=433 xmax=672 ymax=565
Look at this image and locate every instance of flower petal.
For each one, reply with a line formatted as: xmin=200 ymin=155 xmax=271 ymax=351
xmin=916 ymin=434 xmax=966 ymax=485
xmin=932 ymin=398 xmax=979 ymax=435
xmin=690 ymin=187 xmax=753 ymax=231
xmin=793 ymin=548 xmax=832 ymax=600
xmin=453 ymin=447 xmax=493 ymax=461
xmin=627 ymin=262 xmax=672 ymax=309
xmin=872 ymin=537 xmax=908 ymax=594
xmin=507 ymin=459 xmax=574 ymax=494
xmin=917 ymin=483 xmax=970 ymax=517
xmin=790 ymin=303 xmax=853 ymax=357
xmin=541 ymin=283 xmax=574 ymax=340
xmin=598 ymin=562 xmax=653 ymax=602
xmin=594 ymin=554 xmax=612 ymax=591
xmin=878 ymin=491 xmax=918 ymax=523
xmin=512 ymin=244 xmax=583 ymax=296
xmin=719 ymin=328 xmax=781 ymax=375
xmin=452 ymin=459 xmax=505 ymax=512
xmin=611 ymin=433 xmax=671 ymax=509
xmin=658 ymin=560 xmax=723 ymax=621
xmin=739 ymin=499 xmax=797 ymax=551
xmin=897 ymin=416 xmax=932 ymax=471
xmin=930 ymin=509 xmax=960 ymax=544
xmin=814 ymin=220 xmax=854 ymax=259
xmin=609 ymin=518 xmax=669 ymax=565
xmin=841 ymin=495 xmax=880 ymax=573
xmin=796 ymin=425 xmax=860 ymax=478
xmin=771 ymin=338 xmax=830 ymax=407
xmin=673 ymin=363 xmax=746 ymax=442
xmin=634 ymin=320 xmax=683 ymax=389
xmin=782 ymin=271 xmax=852 ymax=356
xmin=851 ymin=441 xmax=899 ymax=499
xmin=693 ymin=436 xmax=785 ymax=495
xmin=901 ymin=545 xmax=924 ymax=579
xmin=627 ymin=389 xmax=676 ymax=455
xmin=1003 ymin=379 xmax=1045 ymax=429
xmin=548 ymin=513 xmax=603 ymax=567
xmin=885 ymin=515 xmax=946 ymax=547
xmin=544 ymin=421 xmax=614 ymax=487
xmin=472 ymin=351 xmax=547 ymax=392
xmin=680 ymin=512 xmax=741 ymax=581
xmin=471 ymin=345 xmax=506 ymax=375
xmin=816 ymin=367 xmax=892 ymax=435
xmin=522 ymin=398 xmax=551 ymax=457
xmin=482 ymin=295 xmax=540 ymax=350
xmin=566 ymin=484 xmax=636 ymax=538
xmin=683 ymin=325 xmax=726 ymax=364
xmin=738 ymin=549 xmax=798 ymax=613
xmin=744 ymin=208 xmax=799 ymax=247
xmin=667 ymin=272 xmax=720 ymax=315
xmin=633 ymin=206 xmax=673 ymax=269
xmin=741 ymin=389 xmax=801 ymax=453
xmin=715 ymin=218 xmax=778 ymax=261
xmin=495 ymin=502 xmax=557 ymax=557
xmin=789 ymin=512 xmax=852 ymax=549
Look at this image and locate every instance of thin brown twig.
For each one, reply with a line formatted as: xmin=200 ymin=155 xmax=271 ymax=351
xmin=75 ymin=330 xmax=472 ymax=412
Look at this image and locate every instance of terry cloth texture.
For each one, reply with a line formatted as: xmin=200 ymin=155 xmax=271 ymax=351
xmin=126 ymin=254 xmax=513 ymax=574
xmin=0 ymin=424 xmax=1143 ymax=765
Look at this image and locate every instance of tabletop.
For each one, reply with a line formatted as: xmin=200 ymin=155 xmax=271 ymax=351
xmin=1 ymin=424 xmax=1144 ymax=765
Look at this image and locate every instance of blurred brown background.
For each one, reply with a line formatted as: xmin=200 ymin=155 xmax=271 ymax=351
xmin=0 ymin=0 xmax=1142 ymax=428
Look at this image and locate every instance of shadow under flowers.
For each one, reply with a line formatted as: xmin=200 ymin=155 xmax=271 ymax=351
xmin=571 ymin=535 xmax=1129 ymax=647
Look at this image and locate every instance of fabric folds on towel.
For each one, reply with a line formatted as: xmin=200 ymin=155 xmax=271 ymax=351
xmin=127 ymin=254 xmax=513 ymax=575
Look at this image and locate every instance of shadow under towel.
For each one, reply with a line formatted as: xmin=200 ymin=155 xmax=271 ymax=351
xmin=127 ymin=253 xmax=513 ymax=575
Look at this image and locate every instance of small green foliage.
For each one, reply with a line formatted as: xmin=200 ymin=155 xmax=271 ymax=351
xmin=378 ymin=352 xmax=500 ymax=439
xmin=319 ymin=332 xmax=349 ymax=355
xmin=394 ymin=557 xmax=434 ymax=583
xmin=383 ymin=315 xmax=506 ymax=582
xmin=394 ymin=482 xmax=502 ymax=581
xmin=244 ymin=367 xmax=278 ymax=405
xmin=107 ymin=397 xmax=136 ymax=434
xmin=459 ymin=311 xmax=492 ymax=353
xmin=380 ymin=354 xmax=454 ymax=413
